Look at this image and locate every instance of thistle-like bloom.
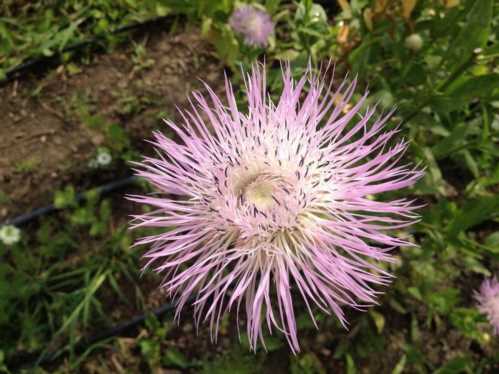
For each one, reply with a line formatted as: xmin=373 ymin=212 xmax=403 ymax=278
xmin=130 ymin=64 xmax=422 ymax=352
xmin=229 ymin=5 xmax=274 ymax=47
xmin=475 ymin=277 xmax=499 ymax=334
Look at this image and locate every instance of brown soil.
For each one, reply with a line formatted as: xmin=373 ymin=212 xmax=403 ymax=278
xmin=0 ymin=26 xmax=222 ymax=221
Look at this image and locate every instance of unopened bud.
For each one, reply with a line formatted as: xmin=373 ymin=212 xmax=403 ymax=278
xmin=405 ymin=33 xmax=423 ymax=51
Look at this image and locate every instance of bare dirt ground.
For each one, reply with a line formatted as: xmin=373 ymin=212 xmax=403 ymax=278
xmin=0 ymin=27 xmax=222 ymax=220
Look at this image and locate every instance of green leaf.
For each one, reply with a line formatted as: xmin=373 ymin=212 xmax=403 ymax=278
xmin=212 ymin=25 xmax=240 ymax=68
xmin=432 ymin=73 xmax=499 ymax=113
xmin=446 ymin=73 xmax=499 ymax=103
xmin=428 ymin=288 xmax=460 ymax=315
xmin=369 ymin=310 xmax=385 ymax=334
xmin=432 ymin=122 xmax=468 ymax=159
xmin=106 ymin=123 xmax=129 ymax=151
xmin=155 ymin=4 xmax=170 ymax=16
xmin=450 ymin=308 xmax=482 ymax=340
xmin=444 ymin=0 xmax=493 ymax=72
xmin=407 ymin=287 xmax=423 ymax=301
xmin=54 ymin=186 xmax=76 ymax=208
xmin=291 ymin=353 xmax=326 ymax=374
xmin=482 ymin=43 xmax=499 ymax=58
xmin=348 ymin=38 xmax=372 ymax=74
xmin=483 ymin=232 xmax=499 ymax=254
xmin=412 ymin=146 xmax=448 ymax=196
xmin=66 ymin=63 xmax=82 ymax=75
xmin=434 ymin=356 xmax=473 ymax=374
xmin=201 ymin=347 xmax=257 ymax=374
xmin=58 ymin=271 xmax=107 ymax=333
xmin=345 ymin=354 xmax=356 ymax=374
xmin=140 ymin=339 xmax=160 ymax=365
xmin=463 ymin=150 xmax=479 ymax=179
xmin=447 ymin=196 xmax=499 ymax=236
xmin=410 ymin=316 xmax=420 ymax=343
xmin=164 ymin=348 xmax=189 ymax=368
xmin=391 ymin=355 xmax=406 ymax=374
xmin=263 ymin=335 xmax=284 ymax=352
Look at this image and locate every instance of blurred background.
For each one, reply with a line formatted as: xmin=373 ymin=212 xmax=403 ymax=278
xmin=0 ymin=0 xmax=498 ymax=372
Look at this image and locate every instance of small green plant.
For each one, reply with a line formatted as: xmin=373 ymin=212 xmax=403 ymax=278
xmin=14 ymin=158 xmax=41 ymax=173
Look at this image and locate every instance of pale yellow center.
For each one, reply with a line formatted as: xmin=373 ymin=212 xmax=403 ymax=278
xmin=245 ymin=14 xmax=261 ymax=32
xmin=244 ymin=179 xmax=274 ymax=210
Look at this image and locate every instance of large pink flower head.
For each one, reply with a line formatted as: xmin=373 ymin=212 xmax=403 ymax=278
xmin=475 ymin=277 xmax=499 ymax=334
xmin=129 ymin=63 xmax=422 ymax=352
xmin=229 ymin=4 xmax=274 ymax=47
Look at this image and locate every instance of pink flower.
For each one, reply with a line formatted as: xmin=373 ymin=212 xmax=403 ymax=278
xmin=475 ymin=277 xmax=499 ymax=334
xmin=129 ymin=64 xmax=422 ymax=352
xmin=229 ymin=5 xmax=274 ymax=47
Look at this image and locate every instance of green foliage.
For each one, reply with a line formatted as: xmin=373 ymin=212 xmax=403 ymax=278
xmin=201 ymin=346 xmax=261 ymax=374
xmin=444 ymin=0 xmax=493 ymax=72
xmin=14 ymin=158 xmax=41 ymax=173
xmin=290 ymin=352 xmax=325 ymax=374
xmin=1 ymin=185 xmax=151 ymax=362
xmin=0 ymin=0 xmax=183 ymax=77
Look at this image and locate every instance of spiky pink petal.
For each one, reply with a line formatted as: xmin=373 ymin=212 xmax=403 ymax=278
xmin=475 ymin=277 xmax=499 ymax=334
xmin=129 ymin=63 xmax=422 ymax=352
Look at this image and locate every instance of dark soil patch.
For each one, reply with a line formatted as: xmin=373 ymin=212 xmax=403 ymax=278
xmin=0 ymin=26 xmax=223 ymax=221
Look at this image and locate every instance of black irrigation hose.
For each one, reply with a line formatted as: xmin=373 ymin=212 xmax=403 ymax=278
xmin=1 ymin=12 xmax=183 ymax=370
xmin=2 ymin=174 xmax=180 ymax=370
xmin=1 ymin=175 xmax=139 ymax=227
xmin=0 ymin=14 xmax=177 ymax=86
xmin=0 ymin=1 xmax=342 ymax=87
xmin=10 ymin=301 xmax=177 ymax=370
